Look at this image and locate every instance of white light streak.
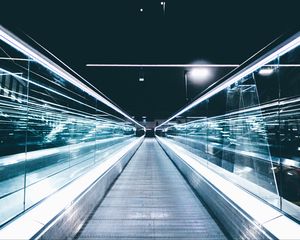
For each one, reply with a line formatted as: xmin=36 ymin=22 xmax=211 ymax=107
xmin=0 ymin=26 xmax=145 ymax=131
xmin=86 ymin=64 xmax=239 ymax=67
xmin=86 ymin=63 xmax=300 ymax=68
xmin=155 ymin=32 xmax=300 ymax=131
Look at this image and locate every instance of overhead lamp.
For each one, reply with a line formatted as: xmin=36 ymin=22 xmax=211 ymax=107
xmin=140 ymin=8 xmax=143 ymax=12
xmin=188 ymin=68 xmax=211 ymax=81
xmin=258 ymin=68 xmax=274 ymax=76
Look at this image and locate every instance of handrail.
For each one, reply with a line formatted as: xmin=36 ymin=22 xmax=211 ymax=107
xmin=0 ymin=25 xmax=145 ymax=131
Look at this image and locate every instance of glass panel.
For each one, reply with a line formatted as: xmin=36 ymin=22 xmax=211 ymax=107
xmin=0 ymin=28 xmax=142 ymax=227
xmin=157 ymin=32 xmax=300 ymax=221
xmin=0 ymin=41 xmax=30 ymax=225
xmin=222 ymin=70 xmax=279 ymax=204
xmin=278 ymin=45 xmax=300 ymax=220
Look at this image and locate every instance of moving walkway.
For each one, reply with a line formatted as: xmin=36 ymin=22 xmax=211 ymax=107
xmin=1 ymin=26 xmax=300 ymax=240
xmin=77 ymin=138 xmax=227 ymax=239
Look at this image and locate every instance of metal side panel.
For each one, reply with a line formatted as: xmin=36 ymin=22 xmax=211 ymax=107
xmin=35 ymin=137 xmax=144 ymax=240
xmin=157 ymin=137 xmax=275 ymax=240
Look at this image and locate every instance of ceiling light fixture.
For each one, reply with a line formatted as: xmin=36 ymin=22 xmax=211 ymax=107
xmin=188 ymin=68 xmax=211 ymax=80
xmin=258 ymin=68 xmax=274 ymax=76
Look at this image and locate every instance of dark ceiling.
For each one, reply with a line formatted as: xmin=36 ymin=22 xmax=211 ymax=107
xmin=1 ymin=1 xmax=299 ymax=120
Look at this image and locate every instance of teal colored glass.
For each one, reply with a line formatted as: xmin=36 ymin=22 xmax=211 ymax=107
xmin=0 ymin=39 xmax=139 ymax=226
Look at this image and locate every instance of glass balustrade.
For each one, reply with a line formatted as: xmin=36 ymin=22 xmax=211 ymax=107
xmin=0 ymin=26 xmax=144 ymax=226
xmin=156 ymin=31 xmax=300 ymax=221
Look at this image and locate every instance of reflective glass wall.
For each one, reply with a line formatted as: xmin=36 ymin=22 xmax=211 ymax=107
xmin=0 ymin=27 xmax=144 ymax=226
xmin=156 ymin=32 xmax=300 ymax=221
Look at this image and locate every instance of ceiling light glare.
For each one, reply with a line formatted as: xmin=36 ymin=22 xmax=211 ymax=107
xmin=189 ymin=68 xmax=211 ymax=80
xmin=258 ymin=68 xmax=274 ymax=76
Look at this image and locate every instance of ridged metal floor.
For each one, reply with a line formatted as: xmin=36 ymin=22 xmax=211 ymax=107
xmin=77 ymin=138 xmax=227 ymax=239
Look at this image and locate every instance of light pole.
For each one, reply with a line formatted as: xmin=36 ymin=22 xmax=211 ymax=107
xmin=184 ymin=70 xmax=188 ymax=102
xmin=184 ymin=67 xmax=212 ymax=103
xmin=161 ymin=2 xmax=166 ymax=16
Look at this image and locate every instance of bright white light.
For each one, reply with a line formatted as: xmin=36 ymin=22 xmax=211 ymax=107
xmin=0 ymin=136 xmax=144 ymax=240
xmin=140 ymin=8 xmax=143 ymax=12
xmin=259 ymin=68 xmax=274 ymax=76
xmin=86 ymin=64 xmax=239 ymax=67
xmin=161 ymin=2 xmax=164 ymax=5
xmin=139 ymin=77 xmax=144 ymax=82
xmin=188 ymin=68 xmax=211 ymax=80
xmin=156 ymin=33 xmax=300 ymax=130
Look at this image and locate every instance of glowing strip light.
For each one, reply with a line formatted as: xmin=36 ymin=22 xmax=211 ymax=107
xmin=155 ymin=32 xmax=300 ymax=130
xmin=87 ymin=64 xmax=239 ymax=67
xmin=0 ymin=26 xmax=145 ymax=131
xmin=86 ymin=63 xmax=300 ymax=68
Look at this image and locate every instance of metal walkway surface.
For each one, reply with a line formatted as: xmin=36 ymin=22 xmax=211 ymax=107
xmin=77 ymin=138 xmax=227 ymax=239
